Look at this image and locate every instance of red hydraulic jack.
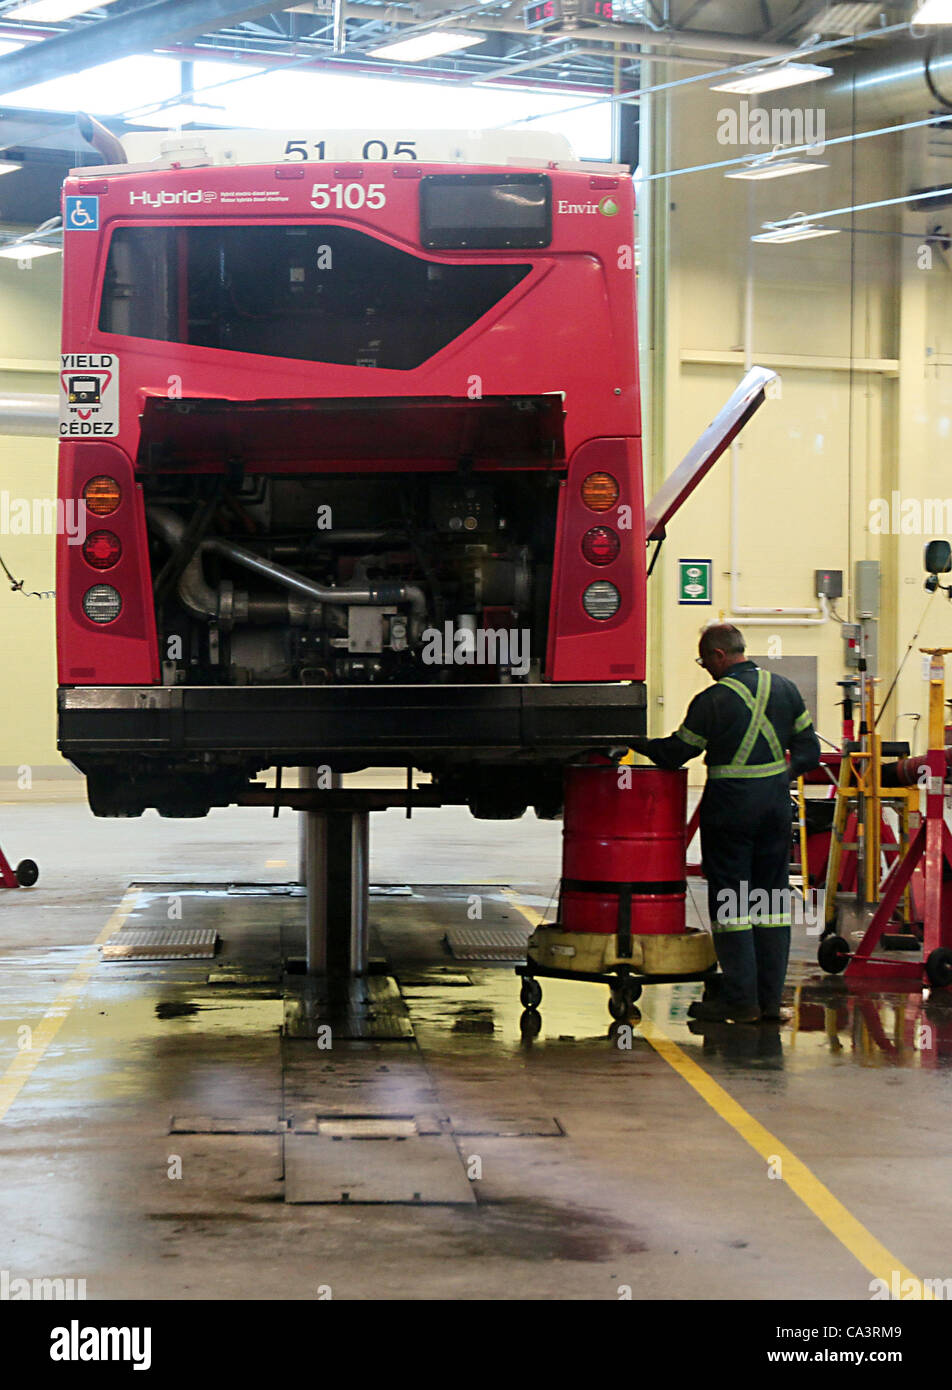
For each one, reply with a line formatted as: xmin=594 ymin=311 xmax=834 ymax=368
xmin=0 ymin=841 xmax=38 ymax=889
xmin=820 ymin=648 xmax=952 ymax=991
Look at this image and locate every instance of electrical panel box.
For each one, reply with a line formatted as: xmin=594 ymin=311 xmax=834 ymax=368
xmin=815 ymin=568 xmax=843 ymax=599
xmin=855 ymin=560 xmax=880 ymax=620
xmin=843 ymin=623 xmax=861 ymax=667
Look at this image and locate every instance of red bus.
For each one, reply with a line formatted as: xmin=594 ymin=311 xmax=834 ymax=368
xmin=55 ymin=128 xmax=647 ymax=819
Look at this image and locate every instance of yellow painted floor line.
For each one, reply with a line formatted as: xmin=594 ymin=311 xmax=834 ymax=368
xmin=505 ymin=891 xmax=929 ymax=1297
xmin=0 ymin=886 xmax=140 ymax=1125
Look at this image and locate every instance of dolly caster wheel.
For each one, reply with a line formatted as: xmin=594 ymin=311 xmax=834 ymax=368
xmin=818 ymin=934 xmax=850 ymax=974
xmin=926 ymin=947 xmax=952 ymax=989
xmin=520 ymin=978 xmax=542 ymax=1010
xmin=519 ymin=1008 xmax=542 ymax=1037
xmin=15 ymin=859 xmax=38 ymax=887
xmin=608 ymin=981 xmax=642 ymax=1019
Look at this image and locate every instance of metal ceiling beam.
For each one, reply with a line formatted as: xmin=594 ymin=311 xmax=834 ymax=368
xmin=0 ymin=0 xmax=283 ymax=97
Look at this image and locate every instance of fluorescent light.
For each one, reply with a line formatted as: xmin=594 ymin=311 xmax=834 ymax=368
xmin=0 ymin=160 xmax=23 ymax=177
xmin=752 ymin=223 xmax=840 ymax=244
xmin=727 ymin=157 xmax=828 ymax=180
xmin=368 ymin=31 xmax=485 ymax=62
xmin=712 ymin=62 xmax=833 ymax=95
xmin=5 ymin=0 xmax=115 ymax=18
xmin=912 ymin=0 xmax=952 ymax=20
xmin=135 ymin=102 xmax=225 ymax=128
xmin=0 ymin=242 xmax=60 ymax=260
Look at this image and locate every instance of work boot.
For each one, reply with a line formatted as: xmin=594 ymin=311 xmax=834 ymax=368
xmin=688 ymin=1000 xmax=761 ymax=1025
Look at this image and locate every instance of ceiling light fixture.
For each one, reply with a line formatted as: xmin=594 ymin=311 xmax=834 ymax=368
xmin=5 ymin=0 xmax=116 ymax=19
xmin=751 ymin=221 xmax=841 ymax=243
xmin=0 ymin=242 xmax=60 ymax=260
xmin=0 ymin=159 xmax=23 ymax=177
xmin=712 ymin=62 xmax=833 ymax=95
xmin=911 ymin=0 xmax=952 ymax=21
xmin=368 ymin=31 xmax=486 ymax=62
xmin=726 ymin=155 xmax=828 ymax=180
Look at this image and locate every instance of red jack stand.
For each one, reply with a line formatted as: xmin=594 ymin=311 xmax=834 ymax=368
xmin=820 ymin=648 xmax=952 ymax=991
xmin=0 ymin=843 xmax=38 ymax=889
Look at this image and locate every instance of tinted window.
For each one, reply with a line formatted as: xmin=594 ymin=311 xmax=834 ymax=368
xmin=98 ymin=224 xmax=531 ymax=370
xmin=421 ymin=174 xmax=551 ymax=249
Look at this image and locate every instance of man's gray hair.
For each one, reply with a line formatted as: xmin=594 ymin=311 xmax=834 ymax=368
xmin=699 ymin=622 xmax=745 ymax=658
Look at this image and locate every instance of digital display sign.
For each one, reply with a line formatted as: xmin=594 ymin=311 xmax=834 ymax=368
xmin=524 ymin=0 xmax=563 ymax=28
xmin=420 ymin=174 xmax=552 ymax=251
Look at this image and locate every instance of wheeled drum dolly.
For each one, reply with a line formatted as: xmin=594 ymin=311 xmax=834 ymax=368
xmin=517 ymin=761 xmax=717 ymax=1020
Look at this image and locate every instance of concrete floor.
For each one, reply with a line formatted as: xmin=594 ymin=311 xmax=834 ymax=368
xmin=2 ymin=775 xmax=952 ymax=1301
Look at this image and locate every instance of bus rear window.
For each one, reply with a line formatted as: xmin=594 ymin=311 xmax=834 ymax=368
xmin=97 ymin=224 xmax=531 ymax=370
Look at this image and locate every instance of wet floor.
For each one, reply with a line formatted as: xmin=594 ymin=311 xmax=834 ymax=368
xmin=2 ymin=781 xmax=952 ymax=1300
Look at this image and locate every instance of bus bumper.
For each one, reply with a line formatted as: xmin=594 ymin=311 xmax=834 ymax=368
xmin=58 ymin=682 xmax=647 ymax=764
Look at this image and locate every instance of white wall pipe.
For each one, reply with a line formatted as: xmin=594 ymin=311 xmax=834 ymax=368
xmin=726 ymin=259 xmax=827 ymax=626
xmin=0 ymin=393 xmax=58 ymax=437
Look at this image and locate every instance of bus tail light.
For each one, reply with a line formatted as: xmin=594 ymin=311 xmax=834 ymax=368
xmin=83 ymin=475 xmax=121 ymax=516
xmin=582 ymin=581 xmax=620 ymax=621
xmin=581 ymin=472 xmax=618 ymax=512
xmin=82 ymin=584 xmax=122 ymax=624
xmin=82 ymin=530 xmax=122 ymax=570
xmin=581 ymin=525 xmax=619 ymax=566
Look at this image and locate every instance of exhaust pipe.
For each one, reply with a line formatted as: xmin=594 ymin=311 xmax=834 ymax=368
xmin=147 ymin=506 xmax=426 ymax=628
xmin=76 ymin=112 xmax=127 ymax=166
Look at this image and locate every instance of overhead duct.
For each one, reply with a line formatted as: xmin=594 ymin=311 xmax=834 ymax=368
xmin=825 ymin=34 xmax=952 ymax=127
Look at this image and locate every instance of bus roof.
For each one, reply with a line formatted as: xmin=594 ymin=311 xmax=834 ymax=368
xmin=110 ymin=128 xmax=624 ymax=175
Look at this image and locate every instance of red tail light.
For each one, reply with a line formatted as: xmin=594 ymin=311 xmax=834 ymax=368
xmin=83 ymin=530 xmax=122 ymax=570
xmin=581 ymin=526 xmax=619 ymax=566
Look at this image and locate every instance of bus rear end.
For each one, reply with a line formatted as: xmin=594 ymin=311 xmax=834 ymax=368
xmin=56 ymin=133 xmax=646 ymax=818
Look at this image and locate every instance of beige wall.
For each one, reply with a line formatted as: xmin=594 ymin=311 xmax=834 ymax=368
xmin=640 ymin=74 xmax=952 ymax=775
xmin=0 ymin=246 xmax=61 ymax=771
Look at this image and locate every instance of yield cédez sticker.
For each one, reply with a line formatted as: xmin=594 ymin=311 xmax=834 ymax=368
xmin=59 ymin=353 xmax=119 ymax=437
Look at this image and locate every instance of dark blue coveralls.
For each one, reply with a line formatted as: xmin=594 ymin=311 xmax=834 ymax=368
xmin=632 ymin=660 xmax=822 ymax=1017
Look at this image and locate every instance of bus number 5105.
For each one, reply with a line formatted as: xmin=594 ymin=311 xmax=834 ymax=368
xmin=310 ymin=182 xmax=387 ymax=211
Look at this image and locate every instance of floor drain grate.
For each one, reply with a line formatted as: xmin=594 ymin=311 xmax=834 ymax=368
xmin=444 ymin=926 xmax=531 ymax=961
xmin=101 ymin=927 xmax=219 ymax=961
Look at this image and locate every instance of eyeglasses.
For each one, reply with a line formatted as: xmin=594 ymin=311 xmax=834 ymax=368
xmin=695 ymin=657 xmax=706 ymax=666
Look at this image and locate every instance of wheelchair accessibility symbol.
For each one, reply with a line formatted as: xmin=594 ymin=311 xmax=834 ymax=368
xmin=65 ymin=196 xmax=99 ymax=231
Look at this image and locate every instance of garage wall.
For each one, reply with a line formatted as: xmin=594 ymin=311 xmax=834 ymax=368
xmin=0 ymin=250 xmax=62 ymax=773
xmin=638 ymin=70 xmax=952 ymax=774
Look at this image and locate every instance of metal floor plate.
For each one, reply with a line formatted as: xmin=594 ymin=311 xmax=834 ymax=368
xmin=284 ymin=974 xmax=414 ymax=1040
xmin=284 ymin=1130 xmax=476 ymax=1205
xmin=444 ymin=925 xmax=532 ymax=961
xmin=101 ymin=927 xmax=219 ymax=961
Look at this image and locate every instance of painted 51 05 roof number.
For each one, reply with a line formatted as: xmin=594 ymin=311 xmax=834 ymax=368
xmin=310 ymin=183 xmax=387 ymax=210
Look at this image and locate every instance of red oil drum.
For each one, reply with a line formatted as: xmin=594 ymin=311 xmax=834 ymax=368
xmin=560 ymin=763 xmax=687 ymax=936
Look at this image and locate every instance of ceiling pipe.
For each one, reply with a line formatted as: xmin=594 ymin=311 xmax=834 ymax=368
xmin=824 ymin=35 xmax=952 ymax=127
xmin=276 ymin=1 xmax=798 ymax=59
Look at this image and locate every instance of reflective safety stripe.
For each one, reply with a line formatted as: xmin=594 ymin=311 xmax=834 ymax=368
xmin=708 ymin=669 xmax=787 ymax=779
xmin=677 ymin=723 xmax=707 ymax=749
xmin=708 ymin=760 xmax=788 ymax=779
xmin=753 ymin=915 xmax=791 ymax=927
xmin=712 ymin=918 xmax=752 ymax=933
xmin=793 ymin=709 xmax=813 ymax=734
